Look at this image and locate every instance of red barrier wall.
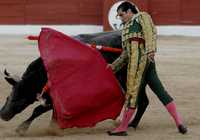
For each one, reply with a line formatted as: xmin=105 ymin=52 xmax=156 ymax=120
xmin=0 ymin=0 xmax=199 ymax=25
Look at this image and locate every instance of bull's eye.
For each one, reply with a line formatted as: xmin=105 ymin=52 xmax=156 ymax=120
xmin=6 ymin=97 xmax=9 ymax=100
xmin=6 ymin=96 xmax=12 ymax=102
xmin=10 ymin=96 xmax=19 ymax=102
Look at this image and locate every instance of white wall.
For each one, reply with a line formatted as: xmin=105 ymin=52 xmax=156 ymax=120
xmin=0 ymin=25 xmax=200 ymax=37
xmin=0 ymin=25 xmax=103 ymax=36
xmin=157 ymin=26 xmax=200 ymax=37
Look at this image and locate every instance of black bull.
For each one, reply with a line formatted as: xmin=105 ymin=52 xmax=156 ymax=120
xmin=0 ymin=30 xmax=149 ymax=134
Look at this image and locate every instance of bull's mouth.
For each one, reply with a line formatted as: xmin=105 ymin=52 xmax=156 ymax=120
xmin=0 ymin=97 xmax=17 ymax=121
xmin=0 ymin=111 xmax=15 ymax=121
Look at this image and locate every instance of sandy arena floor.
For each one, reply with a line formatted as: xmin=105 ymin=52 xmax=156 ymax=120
xmin=0 ymin=35 xmax=200 ymax=140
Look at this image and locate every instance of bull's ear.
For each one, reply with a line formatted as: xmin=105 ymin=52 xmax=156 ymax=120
xmin=4 ymin=77 xmax=17 ymax=86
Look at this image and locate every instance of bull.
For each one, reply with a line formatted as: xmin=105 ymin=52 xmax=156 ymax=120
xmin=0 ymin=30 xmax=149 ymax=135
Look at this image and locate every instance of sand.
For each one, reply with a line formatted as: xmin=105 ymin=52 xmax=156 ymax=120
xmin=0 ymin=35 xmax=200 ymax=140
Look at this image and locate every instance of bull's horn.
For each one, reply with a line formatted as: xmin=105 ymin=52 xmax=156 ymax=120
xmin=4 ymin=69 xmax=10 ymax=77
xmin=4 ymin=69 xmax=20 ymax=86
xmin=5 ymin=77 xmax=17 ymax=86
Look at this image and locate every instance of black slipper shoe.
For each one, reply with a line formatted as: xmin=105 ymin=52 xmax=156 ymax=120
xmin=107 ymin=131 xmax=128 ymax=136
xmin=178 ymin=124 xmax=188 ymax=134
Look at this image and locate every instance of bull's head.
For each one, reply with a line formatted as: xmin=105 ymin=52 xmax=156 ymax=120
xmin=0 ymin=69 xmax=36 ymax=121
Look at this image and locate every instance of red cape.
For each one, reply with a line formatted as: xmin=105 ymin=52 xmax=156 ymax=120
xmin=38 ymin=28 xmax=124 ymax=128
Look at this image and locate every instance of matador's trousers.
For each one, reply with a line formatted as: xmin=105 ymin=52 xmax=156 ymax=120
xmin=125 ymin=40 xmax=173 ymax=108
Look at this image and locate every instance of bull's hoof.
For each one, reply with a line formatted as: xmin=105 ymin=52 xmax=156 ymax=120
xmin=15 ymin=128 xmax=26 ymax=136
xmin=107 ymin=131 xmax=128 ymax=136
xmin=178 ymin=124 xmax=188 ymax=134
xmin=15 ymin=123 xmax=29 ymax=136
xmin=128 ymin=122 xmax=137 ymax=129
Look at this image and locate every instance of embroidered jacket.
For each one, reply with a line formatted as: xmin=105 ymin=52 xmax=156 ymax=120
xmin=111 ymin=12 xmax=157 ymax=73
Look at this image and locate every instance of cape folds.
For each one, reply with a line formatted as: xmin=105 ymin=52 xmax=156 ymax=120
xmin=38 ymin=28 xmax=124 ymax=128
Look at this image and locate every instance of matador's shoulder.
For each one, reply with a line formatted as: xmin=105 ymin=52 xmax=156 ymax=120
xmin=138 ymin=12 xmax=151 ymax=18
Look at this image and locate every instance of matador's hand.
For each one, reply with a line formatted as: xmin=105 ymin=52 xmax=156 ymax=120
xmin=147 ymin=51 xmax=155 ymax=62
xmin=106 ymin=64 xmax=114 ymax=70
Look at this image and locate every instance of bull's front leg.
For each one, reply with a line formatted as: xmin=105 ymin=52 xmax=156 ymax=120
xmin=16 ymin=104 xmax=52 ymax=135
